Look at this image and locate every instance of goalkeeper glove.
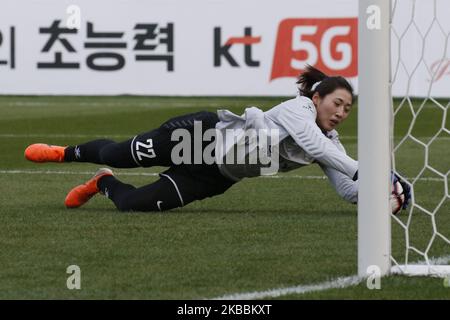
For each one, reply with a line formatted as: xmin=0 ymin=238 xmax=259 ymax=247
xmin=391 ymin=172 xmax=411 ymax=210
xmin=352 ymin=170 xmax=412 ymax=210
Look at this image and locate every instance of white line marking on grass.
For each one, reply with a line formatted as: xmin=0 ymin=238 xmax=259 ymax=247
xmin=0 ymin=169 xmax=447 ymax=182
xmin=0 ymin=100 xmax=226 ymax=108
xmin=0 ymin=133 xmax=131 ymax=139
xmin=263 ymin=175 xmax=328 ymax=180
xmin=265 ymin=175 xmax=446 ymax=181
xmin=1 ymin=100 xmax=446 ymax=109
xmin=212 ymin=255 xmax=450 ymax=300
xmin=427 ymin=255 xmax=450 ymax=265
xmin=1 ymin=133 xmax=449 ymax=141
xmin=212 ymin=276 xmax=362 ymax=300
xmin=0 ymin=170 xmax=324 ymax=179
xmin=401 ymin=255 xmax=450 ymax=268
xmin=340 ymin=136 xmax=450 ymax=141
xmin=0 ymin=169 xmax=159 ymax=177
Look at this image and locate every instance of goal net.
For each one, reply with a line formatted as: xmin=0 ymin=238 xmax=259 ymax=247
xmin=358 ymin=0 xmax=450 ymax=277
xmin=390 ymin=0 xmax=450 ymax=277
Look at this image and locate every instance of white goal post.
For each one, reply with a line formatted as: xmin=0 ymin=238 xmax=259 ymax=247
xmin=358 ymin=0 xmax=392 ymax=277
xmin=358 ymin=0 xmax=450 ymax=278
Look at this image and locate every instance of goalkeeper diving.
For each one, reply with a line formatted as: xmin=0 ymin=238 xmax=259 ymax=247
xmin=24 ymin=65 xmax=411 ymax=213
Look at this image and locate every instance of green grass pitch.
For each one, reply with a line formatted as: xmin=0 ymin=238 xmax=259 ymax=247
xmin=0 ymin=96 xmax=448 ymax=299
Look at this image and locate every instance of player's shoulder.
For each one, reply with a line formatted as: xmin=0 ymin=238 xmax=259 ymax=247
xmin=296 ymin=95 xmax=317 ymax=117
xmin=272 ymin=95 xmax=317 ymax=119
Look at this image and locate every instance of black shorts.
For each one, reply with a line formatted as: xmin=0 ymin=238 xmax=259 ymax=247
xmin=130 ymin=110 xmax=220 ymax=167
xmin=132 ymin=111 xmax=236 ymax=207
xmin=159 ymin=163 xmax=236 ymax=208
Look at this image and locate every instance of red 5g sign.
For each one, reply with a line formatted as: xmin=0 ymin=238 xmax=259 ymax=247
xmin=270 ymin=18 xmax=357 ymax=80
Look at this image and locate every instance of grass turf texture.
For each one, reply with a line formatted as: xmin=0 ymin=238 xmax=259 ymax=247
xmin=0 ymin=96 xmax=448 ymax=299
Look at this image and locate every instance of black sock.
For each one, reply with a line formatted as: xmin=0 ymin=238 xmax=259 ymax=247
xmin=97 ymin=175 xmax=136 ymax=209
xmin=64 ymin=139 xmax=115 ymax=163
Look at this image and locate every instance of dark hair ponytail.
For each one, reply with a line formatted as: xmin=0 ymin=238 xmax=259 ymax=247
xmin=296 ymin=64 xmax=354 ymax=101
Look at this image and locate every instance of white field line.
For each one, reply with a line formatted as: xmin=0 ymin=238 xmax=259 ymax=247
xmin=0 ymin=101 xmax=222 ymax=108
xmin=212 ymin=255 xmax=450 ymax=300
xmin=0 ymin=133 xmax=449 ymax=141
xmin=397 ymin=255 xmax=450 ymax=267
xmin=0 ymin=133 xmax=131 ymax=139
xmin=1 ymin=100 xmax=446 ymax=109
xmin=0 ymin=169 xmax=447 ymax=182
xmin=213 ymin=276 xmax=362 ymax=300
xmin=0 ymin=169 xmax=159 ymax=177
xmin=426 ymin=255 xmax=450 ymax=265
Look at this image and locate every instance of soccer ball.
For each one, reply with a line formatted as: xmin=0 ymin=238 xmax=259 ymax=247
xmin=390 ymin=181 xmax=406 ymax=215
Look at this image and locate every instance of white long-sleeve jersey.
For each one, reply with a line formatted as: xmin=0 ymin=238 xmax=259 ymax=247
xmin=214 ymin=95 xmax=358 ymax=203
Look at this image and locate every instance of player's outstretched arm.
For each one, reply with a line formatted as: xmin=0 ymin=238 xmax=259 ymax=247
xmin=320 ymin=163 xmax=358 ymax=204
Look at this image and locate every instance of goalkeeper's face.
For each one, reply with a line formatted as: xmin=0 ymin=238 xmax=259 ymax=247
xmin=313 ymin=88 xmax=353 ymax=131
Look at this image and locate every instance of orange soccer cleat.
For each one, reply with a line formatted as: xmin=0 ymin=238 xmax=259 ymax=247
xmin=24 ymin=143 xmax=66 ymax=163
xmin=65 ymin=168 xmax=114 ymax=208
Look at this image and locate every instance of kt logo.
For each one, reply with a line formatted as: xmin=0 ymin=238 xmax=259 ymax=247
xmin=214 ymin=27 xmax=261 ymax=67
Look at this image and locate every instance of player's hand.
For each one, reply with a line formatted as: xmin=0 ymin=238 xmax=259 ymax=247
xmin=392 ymin=172 xmax=411 ymax=210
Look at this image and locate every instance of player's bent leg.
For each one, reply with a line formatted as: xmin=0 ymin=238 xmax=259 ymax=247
xmin=97 ymin=175 xmax=187 ymax=212
xmin=65 ymin=168 xmax=114 ymax=208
